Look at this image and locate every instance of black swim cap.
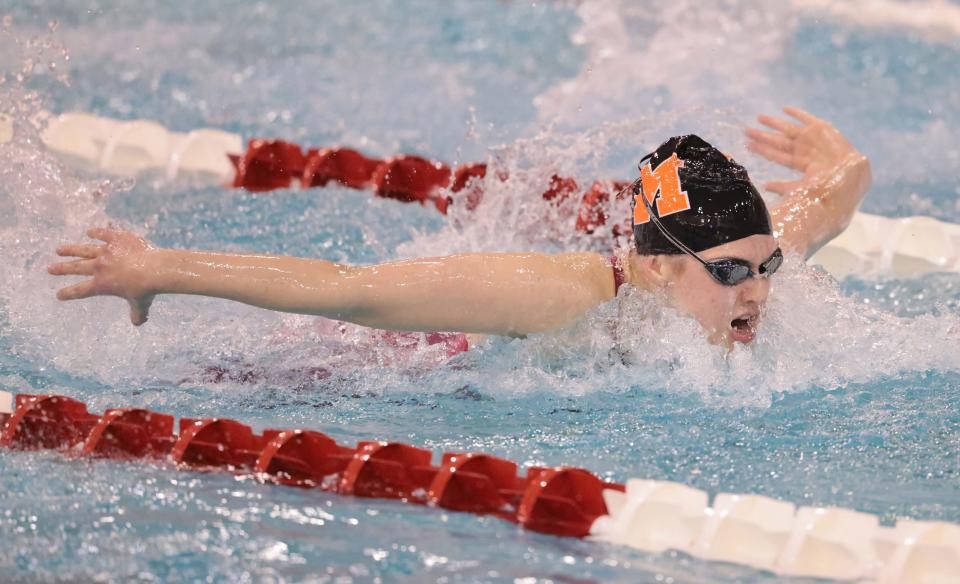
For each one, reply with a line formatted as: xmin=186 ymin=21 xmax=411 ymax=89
xmin=631 ymin=134 xmax=772 ymax=255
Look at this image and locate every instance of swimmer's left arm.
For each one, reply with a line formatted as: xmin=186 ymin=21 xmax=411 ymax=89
xmin=746 ymin=107 xmax=872 ymax=259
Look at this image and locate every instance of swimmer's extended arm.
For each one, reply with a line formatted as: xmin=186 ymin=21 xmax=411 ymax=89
xmin=48 ymin=228 xmax=616 ymax=334
xmin=746 ymin=107 xmax=872 ymax=259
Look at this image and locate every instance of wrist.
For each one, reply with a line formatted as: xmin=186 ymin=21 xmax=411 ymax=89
xmin=147 ymin=248 xmax=185 ymax=295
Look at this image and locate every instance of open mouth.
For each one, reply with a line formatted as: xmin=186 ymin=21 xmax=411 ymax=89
xmin=729 ymin=315 xmax=758 ymax=343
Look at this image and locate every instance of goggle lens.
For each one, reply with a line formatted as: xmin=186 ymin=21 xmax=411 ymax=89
xmin=705 ymin=248 xmax=783 ymax=286
xmin=707 ymin=262 xmax=753 ymax=286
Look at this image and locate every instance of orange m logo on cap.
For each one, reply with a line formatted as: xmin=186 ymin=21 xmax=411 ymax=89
xmin=633 ymin=153 xmax=691 ymax=225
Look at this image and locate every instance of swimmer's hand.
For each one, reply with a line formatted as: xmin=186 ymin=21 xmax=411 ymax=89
xmin=746 ymin=107 xmax=872 ymax=258
xmin=48 ymin=228 xmax=157 ymax=325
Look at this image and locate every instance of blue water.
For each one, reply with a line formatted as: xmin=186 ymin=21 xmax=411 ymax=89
xmin=1 ymin=1 xmax=959 ymax=582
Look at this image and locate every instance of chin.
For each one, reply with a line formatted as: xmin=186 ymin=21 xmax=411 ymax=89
xmin=706 ymin=329 xmax=731 ymax=349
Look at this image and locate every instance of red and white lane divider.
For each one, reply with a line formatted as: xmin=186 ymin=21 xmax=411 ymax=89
xmin=1 ymin=389 xmax=957 ymax=582
xmin=2 ymin=111 xmax=959 ymax=278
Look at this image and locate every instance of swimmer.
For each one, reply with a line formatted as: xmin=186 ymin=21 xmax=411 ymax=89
xmin=48 ymin=108 xmax=870 ymax=349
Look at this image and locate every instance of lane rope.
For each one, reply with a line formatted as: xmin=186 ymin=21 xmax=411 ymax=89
xmin=0 ymin=389 xmax=958 ymax=581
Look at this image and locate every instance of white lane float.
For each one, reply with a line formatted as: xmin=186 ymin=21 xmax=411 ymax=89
xmin=690 ymin=493 xmax=798 ymax=571
xmin=880 ymin=521 xmax=960 ymax=584
xmin=0 ymin=389 xmax=12 ymax=418
xmin=777 ymin=506 xmax=880 ymax=580
xmin=590 ymin=479 xmax=709 ymax=552
xmin=589 ymin=479 xmax=960 ymax=583
xmin=2 ymin=110 xmax=959 ymax=281
xmin=28 ymin=111 xmax=241 ymax=182
xmin=811 ymin=212 xmax=960 ymax=278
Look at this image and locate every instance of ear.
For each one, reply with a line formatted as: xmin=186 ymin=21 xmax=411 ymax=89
xmin=632 ymin=253 xmax=671 ymax=289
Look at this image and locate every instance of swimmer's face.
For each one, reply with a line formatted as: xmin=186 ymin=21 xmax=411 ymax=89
xmin=658 ymin=234 xmax=779 ymax=348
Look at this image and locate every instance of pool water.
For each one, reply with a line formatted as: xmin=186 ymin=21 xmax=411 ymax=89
xmin=1 ymin=1 xmax=959 ymax=582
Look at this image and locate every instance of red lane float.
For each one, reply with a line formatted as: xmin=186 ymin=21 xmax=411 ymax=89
xmin=0 ymin=392 xmax=617 ymax=538
xmin=339 ymin=441 xmax=436 ymax=500
xmin=519 ymin=467 xmax=613 ymax=537
xmin=171 ymin=417 xmax=268 ymax=470
xmin=80 ymin=408 xmax=175 ymax=459
xmin=303 ymin=148 xmax=382 ymax=190
xmin=255 ymin=429 xmax=352 ymax=488
xmin=428 ymin=452 xmax=523 ymax=517
xmin=230 ymin=140 xmax=307 ymax=192
xmin=229 ymin=139 xmax=631 ymax=234
xmin=0 ymin=394 xmax=99 ymax=450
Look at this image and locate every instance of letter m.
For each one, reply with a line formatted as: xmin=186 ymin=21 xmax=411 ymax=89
xmin=632 ymin=153 xmax=690 ymax=225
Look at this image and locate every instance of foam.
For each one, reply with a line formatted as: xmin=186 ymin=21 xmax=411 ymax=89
xmin=533 ymin=0 xmax=797 ymax=130
xmin=0 ymin=114 xmax=11 ymax=143
xmin=794 ymin=0 xmax=960 ymax=45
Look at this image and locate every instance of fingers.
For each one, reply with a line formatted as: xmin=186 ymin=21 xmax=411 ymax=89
xmin=56 ymin=243 xmax=101 ymax=259
xmin=129 ymin=304 xmax=148 ymax=326
xmin=128 ymin=296 xmax=153 ymax=326
xmin=745 ymin=127 xmax=792 ymax=152
xmin=757 ymin=114 xmax=802 ymax=137
xmin=764 ymin=180 xmax=803 ymax=197
xmin=783 ymin=106 xmax=823 ymax=126
xmin=56 ymin=281 xmax=96 ymax=301
xmin=747 ymin=140 xmax=798 ymax=170
xmin=86 ymin=227 xmax=117 ymax=243
xmin=47 ymin=258 xmax=95 ymax=276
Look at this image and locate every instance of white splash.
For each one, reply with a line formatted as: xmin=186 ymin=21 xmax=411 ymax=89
xmin=793 ymin=0 xmax=960 ymax=45
xmin=533 ymin=0 xmax=796 ymax=130
xmin=435 ymin=253 xmax=960 ymax=406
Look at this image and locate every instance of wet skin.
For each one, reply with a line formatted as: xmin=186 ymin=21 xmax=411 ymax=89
xmin=627 ymin=234 xmax=779 ymax=349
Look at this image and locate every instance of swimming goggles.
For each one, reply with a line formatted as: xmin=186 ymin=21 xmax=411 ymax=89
xmin=630 ymin=178 xmax=783 ymax=287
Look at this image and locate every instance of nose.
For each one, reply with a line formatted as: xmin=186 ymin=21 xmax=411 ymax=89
xmin=737 ymin=275 xmax=770 ymax=306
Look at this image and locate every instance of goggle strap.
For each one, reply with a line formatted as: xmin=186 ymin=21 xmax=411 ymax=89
xmin=627 ymin=176 xmax=782 ymax=285
xmin=632 ymin=179 xmax=711 ymax=268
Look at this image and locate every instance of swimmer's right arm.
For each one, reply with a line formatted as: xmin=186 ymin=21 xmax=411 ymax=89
xmin=746 ymin=107 xmax=872 ymax=259
xmin=48 ymin=228 xmax=616 ymax=335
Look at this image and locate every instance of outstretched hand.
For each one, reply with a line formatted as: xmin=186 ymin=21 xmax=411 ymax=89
xmin=746 ymin=107 xmax=869 ymax=198
xmin=746 ymin=108 xmax=871 ymax=257
xmin=48 ymin=227 xmax=159 ymax=326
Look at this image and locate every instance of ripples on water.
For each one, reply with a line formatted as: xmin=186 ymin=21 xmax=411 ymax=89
xmin=1 ymin=0 xmax=959 ymax=581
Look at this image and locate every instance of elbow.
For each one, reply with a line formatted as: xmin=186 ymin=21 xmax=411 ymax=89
xmin=309 ymin=263 xmax=365 ymax=319
xmin=846 ymin=153 xmax=872 ymax=199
